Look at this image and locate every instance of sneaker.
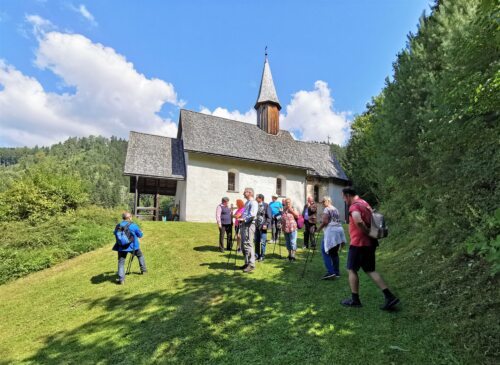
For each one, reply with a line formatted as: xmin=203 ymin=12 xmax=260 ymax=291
xmin=238 ymin=264 xmax=249 ymax=270
xmin=380 ymin=297 xmax=400 ymax=311
xmin=259 ymin=256 xmax=265 ymax=262
xmin=291 ymin=256 xmax=296 ymax=261
xmin=140 ymin=271 xmax=147 ymax=275
xmin=243 ymin=265 xmax=255 ymax=273
xmin=219 ymin=248 xmax=225 ymax=253
xmin=237 ymin=249 xmax=242 ymax=254
xmin=341 ymin=298 xmax=362 ymax=307
xmin=321 ymin=273 xmax=336 ymax=280
xmin=116 ymin=279 xmax=125 ymax=285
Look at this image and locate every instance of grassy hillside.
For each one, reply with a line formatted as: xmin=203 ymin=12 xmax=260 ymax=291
xmin=1 ymin=222 xmax=495 ymax=365
xmin=0 ymin=207 xmax=122 ymax=285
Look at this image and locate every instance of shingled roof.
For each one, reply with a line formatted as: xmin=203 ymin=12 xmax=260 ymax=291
xmin=255 ymin=57 xmax=281 ymax=110
xmin=124 ymin=131 xmax=185 ymax=179
xmin=178 ymin=110 xmax=348 ymax=181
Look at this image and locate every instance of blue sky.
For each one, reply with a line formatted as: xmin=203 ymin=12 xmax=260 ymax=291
xmin=0 ymin=0 xmax=433 ymax=147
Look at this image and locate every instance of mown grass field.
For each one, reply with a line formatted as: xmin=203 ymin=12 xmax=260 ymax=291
xmin=0 ymin=222 xmax=473 ymax=364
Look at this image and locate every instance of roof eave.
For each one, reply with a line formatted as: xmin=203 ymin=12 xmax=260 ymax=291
xmin=123 ymin=172 xmax=185 ymax=181
xmin=185 ymin=149 xmax=309 ymax=171
xmin=254 ymin=100 xmax=282 ymax=111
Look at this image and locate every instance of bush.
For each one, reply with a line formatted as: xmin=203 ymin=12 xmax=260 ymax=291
xmin=0 ymin=158 xmax=88 ymax=222
xmin=0 ymin=206 xmax=120 ymax=284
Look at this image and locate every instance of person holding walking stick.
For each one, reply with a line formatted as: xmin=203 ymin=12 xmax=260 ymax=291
xmin=113 ymin=211 xmax=147 ymax=285
xmin=239 ymin=187 xmax=258 ymax=273
xmin=317 ymin=196 xmax=345 ymax=280
xmin=282 ymin=198 xmax=299 ymax=262
xmin=302 ymin=195 xmax=318 ymax=249
xmin=232 ymin=199 xmax=245 ymax=253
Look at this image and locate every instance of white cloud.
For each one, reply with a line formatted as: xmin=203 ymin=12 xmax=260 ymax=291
xmin=281 ymin=80 xmax=351 ymax=145
xmin=201 ymin=81 xmax=350 ymax=145
xmin=0 ymin=17 xmax=183 ymax=147
xmin=74 ymin=4 xmax=97 ymax=26
xmin=199 ymin=106 xmax=256 ymax=124
xmin=25 ymin=14 xmax=56 ymax=38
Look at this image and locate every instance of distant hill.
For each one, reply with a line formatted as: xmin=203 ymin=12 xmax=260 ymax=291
xmin=0 ymin=136 xmax=129 ymax=208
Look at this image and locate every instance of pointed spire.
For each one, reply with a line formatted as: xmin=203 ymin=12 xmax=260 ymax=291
xmin=254 ymin=50 xmax=281 ymax=110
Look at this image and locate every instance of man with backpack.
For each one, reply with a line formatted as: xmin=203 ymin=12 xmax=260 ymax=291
xmin=341 ymin=187 xmax=399 ymax=310
xmin=113 ymin=211 xmax=147 ymax=285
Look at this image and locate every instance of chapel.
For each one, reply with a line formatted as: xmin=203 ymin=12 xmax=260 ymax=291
xmin=124 ymin=56 xmax=350 ymax=221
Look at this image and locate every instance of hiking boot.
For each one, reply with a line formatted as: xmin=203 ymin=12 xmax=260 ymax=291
xmin=243 ymin=265 xmax=255 ymax=273
xmin=238 ymin=264 xmax=249 ymax=270
xmin=341 ymin=298 xmax=362 ymax=307
xmin=380 ymin=297 xmax=400 ymax=311
xmin=321 ymin=273 xmax=336 ymax=280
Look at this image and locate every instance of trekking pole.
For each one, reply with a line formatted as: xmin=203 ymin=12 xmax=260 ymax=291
xmin=272 ymin=220 xmax=278 ymax=256
xmin=224 ymin=244 xmax=233 ymax=272
xmin=278 ymin=228 xmax=282 ymax=259
xmin=233 ymin=232 xmax=239 ymax=273
xmin=126 ymin=252 xmax=135 ymax=275
xmin=301 ymin=246 xmax=312 ymax=278
xmin=301 ymin=230 xmax=320 ymax=278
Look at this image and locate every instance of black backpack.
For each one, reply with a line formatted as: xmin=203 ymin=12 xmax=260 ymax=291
xmin=115 ymin=222 xmax=135 ymax=246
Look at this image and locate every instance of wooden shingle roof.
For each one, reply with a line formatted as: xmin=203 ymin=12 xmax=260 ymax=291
xmin=124 ymin=131 xmax=185 ymax=179
xmin=178 ymin=110 xmax=348 ymax=181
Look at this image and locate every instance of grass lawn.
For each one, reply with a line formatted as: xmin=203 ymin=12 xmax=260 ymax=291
xmin=0 ymin=222 xmax=461 ymax=364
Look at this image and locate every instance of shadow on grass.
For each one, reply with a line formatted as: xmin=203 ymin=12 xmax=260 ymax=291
xmin=193 ymin=245 xmax=220 ymax=252
xmin=24 ymin=256 xmax=418 ymax=365
xmin=90 ymin=272 xmax=116 ymax=285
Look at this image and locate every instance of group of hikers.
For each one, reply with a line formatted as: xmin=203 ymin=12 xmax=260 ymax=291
xmin=215 ymin=186 xmax=400 ymax=310
xmin=112 ymin=186 xmax=399 ymax=310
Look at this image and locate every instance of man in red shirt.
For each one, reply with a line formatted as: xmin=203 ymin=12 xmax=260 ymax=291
xmin=341 ymin=187 xmax=399 ymax=310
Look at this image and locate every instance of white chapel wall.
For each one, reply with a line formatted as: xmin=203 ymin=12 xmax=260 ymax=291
xmin=184 ymin=153 xmax=306 ymax=222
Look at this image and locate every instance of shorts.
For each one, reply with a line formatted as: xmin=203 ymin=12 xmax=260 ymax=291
xmin=284 ymin=231 xmax=297 ymax=251
xmin=347 ymin=245 xmax=376 ymax=273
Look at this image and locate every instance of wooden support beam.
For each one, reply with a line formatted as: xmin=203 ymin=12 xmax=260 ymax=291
xmin=134 ymin=175 xmax=139 ymax=216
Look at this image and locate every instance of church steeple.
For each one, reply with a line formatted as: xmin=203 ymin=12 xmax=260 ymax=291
xmin=255 ymin=50 xmax=281 ymax=135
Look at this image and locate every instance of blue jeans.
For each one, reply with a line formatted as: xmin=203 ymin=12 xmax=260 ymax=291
xmin=284 ymin=230 xmax=297 ymax=251
xmin=254 ymin=229 xmax=267 ymax=258
xmin=118 ymin=249 xmax=146 ymax=281
xmin=321 ymin=239 xmax=340 ymax=276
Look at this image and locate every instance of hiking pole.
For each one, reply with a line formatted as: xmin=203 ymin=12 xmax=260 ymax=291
xmin=126 ymin=251 xmax=135 ymax=275
xmin=301 ymin=230 xmax=320 ymax=278
xmin=278 ymin=228 xmax=282 ymax=259
xmin=224 ymin=228 xmax=235 ymax=273
xmin=233 ymin=230 xmax=239 ymax=273
xmin=224 ymin=244 xmax=233 ymax=272
xmin=301 ymin=246 xmax=312 ymax=278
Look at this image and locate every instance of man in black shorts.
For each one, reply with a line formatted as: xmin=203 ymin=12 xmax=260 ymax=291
xmin=341 ymin=187 xmax=399 ymax=310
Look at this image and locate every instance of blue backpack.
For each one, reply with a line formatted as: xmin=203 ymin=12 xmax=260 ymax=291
xmin=115 ymin=222 xmax=135 ymax=246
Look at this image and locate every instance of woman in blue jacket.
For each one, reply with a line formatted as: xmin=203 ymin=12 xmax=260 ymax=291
xmin=113 ymin=212 xmax=147 ymax=284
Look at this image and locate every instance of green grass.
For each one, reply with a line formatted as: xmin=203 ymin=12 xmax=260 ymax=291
xmin=0 ymin=222 xmax=494 ymax=364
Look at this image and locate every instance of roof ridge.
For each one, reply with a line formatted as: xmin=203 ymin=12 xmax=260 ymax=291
xmin=129 ymin=130 xmax=178 ymax=140
xmin=180 ymin=109 xmax=293 ymax=137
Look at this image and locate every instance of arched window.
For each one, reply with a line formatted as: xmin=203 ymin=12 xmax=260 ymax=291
xmin=227 ymin=169 xmax=239 ymax=192
xmin=276 ymin=175 xmax=286 ymax=196
xmin=314 ymin=185 xmax=320 ymax=202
